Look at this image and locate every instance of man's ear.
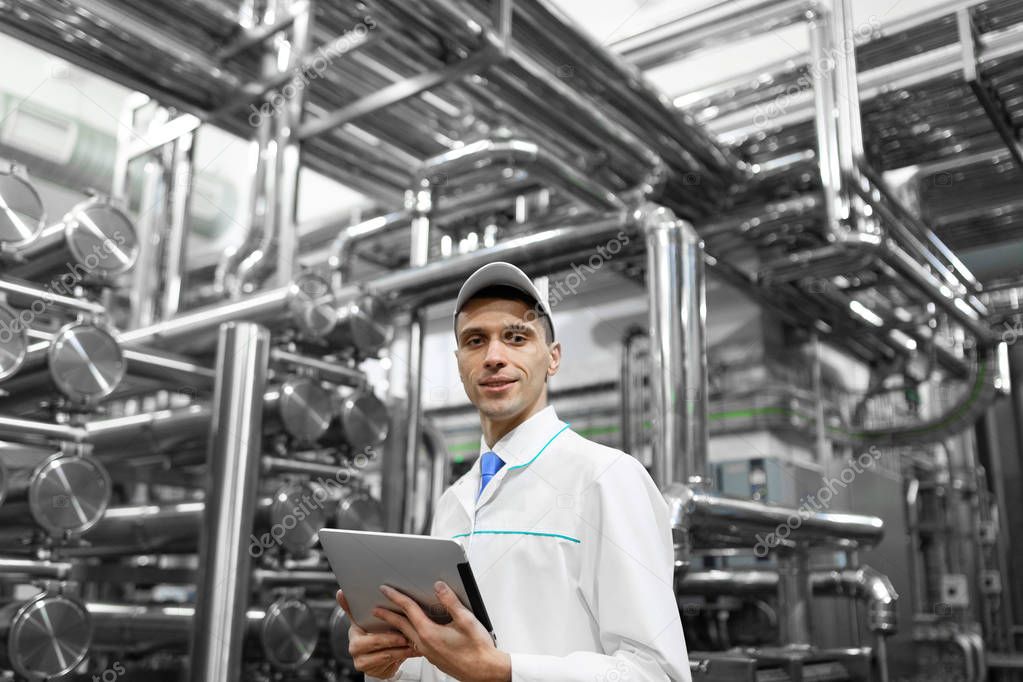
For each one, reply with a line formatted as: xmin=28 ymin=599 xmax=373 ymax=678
xmin=547 ymin=341 xmax=562 ymax=378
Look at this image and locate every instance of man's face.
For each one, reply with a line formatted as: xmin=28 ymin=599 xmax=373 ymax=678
xmin=454 ymin=297 xmax=560 ymax=421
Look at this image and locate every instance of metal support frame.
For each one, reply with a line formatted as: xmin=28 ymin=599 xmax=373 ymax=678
xmin=956 ymin=8 xmax=1023 ymax=171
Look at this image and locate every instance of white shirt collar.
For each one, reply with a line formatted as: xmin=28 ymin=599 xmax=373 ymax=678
xmin=477 ymin=405 xmax=563 ymax=468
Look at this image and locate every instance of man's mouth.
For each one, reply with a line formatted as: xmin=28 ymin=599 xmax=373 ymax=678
xmin=479 ymin=377 xmax=517 ymax=393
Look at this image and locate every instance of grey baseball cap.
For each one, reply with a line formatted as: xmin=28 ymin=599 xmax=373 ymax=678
xmin=453 ymin=262 xmax=554 ymax=339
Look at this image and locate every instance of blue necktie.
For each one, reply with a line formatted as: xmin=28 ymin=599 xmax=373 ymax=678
xmin=477 ymin=451 xmax=505 ymax=500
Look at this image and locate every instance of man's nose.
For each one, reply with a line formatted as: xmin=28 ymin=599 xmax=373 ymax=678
xmin=483 ymin=338 xmax=507 ymax=367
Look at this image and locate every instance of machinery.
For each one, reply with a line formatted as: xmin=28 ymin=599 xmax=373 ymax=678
xmin=0 ymin=0 xmax=1019 ymax=680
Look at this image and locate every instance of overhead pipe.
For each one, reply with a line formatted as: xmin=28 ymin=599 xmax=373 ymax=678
xmin=612 ymin=0 xmax=822 ymax=69
xmin=188 ymin=322 xmax=270 ymax=682
xmin=0 ymin=557 xmax=75 ymax=580
xmin=416 ymin=138 xmax=626 ymax=213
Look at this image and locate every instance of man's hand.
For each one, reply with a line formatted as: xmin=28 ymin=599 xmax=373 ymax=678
xmin=374 ymin=581 xmax=512 ymax=682
xmin=337 ymin=589 xmax=420 ymax=679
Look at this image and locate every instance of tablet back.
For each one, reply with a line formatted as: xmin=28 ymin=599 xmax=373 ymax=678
xmin=320 ymin=528 xmax=488 ymax=634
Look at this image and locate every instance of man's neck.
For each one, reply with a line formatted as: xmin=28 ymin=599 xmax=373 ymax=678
xmin=481 ymin=397 xmax=548 ymax=449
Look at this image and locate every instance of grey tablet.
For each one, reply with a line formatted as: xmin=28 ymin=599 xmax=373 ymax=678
xmin=319 ymin=528 xmax=494 ymax=637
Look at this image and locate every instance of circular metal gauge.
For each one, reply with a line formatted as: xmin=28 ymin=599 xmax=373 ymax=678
xmin=288 ymin=273 xmax=337 ymax=339
xmin=0 ymin=303 xmax=28 ymax=381
xmin=334 ymin=488 xmax=384 ymax=532
xmin=0 ymin=168 xmax=45 ymax=249
xmin=339 ymin=388 xmax=390 ymax=452
xmin=28 ymin=453 xmax=111 ymax=535
xmin=260 ymin=597 xmax=319 ymax=669
xmin=329 ymin=606 xmax=354 ymax=663
xmin=48 ymin=322 xmax=126 ymax=404
xmin=278 ymin=376 xmax=333 ymax=443
xmin=64 ymin=199 xmax=139 ymax=278
xmin=329 ymin=294 xmax=393 ymax=357
xmin=268 ymin=481 xmax=329 ymax=555
xmin=5 ymin=593 xmax=92 ymax=679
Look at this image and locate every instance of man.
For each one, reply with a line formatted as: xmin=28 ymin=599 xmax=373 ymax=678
xmin=337 ymin=262 xmax=690 ymax=681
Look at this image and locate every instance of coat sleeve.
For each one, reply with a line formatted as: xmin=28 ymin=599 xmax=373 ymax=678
xmin=508 ymin=454 xmax=691 ymax=682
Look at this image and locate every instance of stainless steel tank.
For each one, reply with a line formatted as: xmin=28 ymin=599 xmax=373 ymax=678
xmin=9 ymin=195 xmax=139 ymax=286
xmin=0 ymin=303 xmax=28 ymax=381
xmin=265 ymin=375 xmax=335 ymax=444
xmin=0 ymin=592 xmax=92 ymax=679
xmin=326 ymin=387 xmax=390 ymax=453
xmin=0 ymin=162 xmax=45 ymax=252
xmin=0 ymin=450 xmax=111 ymax=538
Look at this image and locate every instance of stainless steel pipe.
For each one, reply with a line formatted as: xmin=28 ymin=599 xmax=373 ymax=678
xmin=188 ymin=322 xmax=269 ymax=682
xmin=641 ymin=204 xmax=708 ymax=488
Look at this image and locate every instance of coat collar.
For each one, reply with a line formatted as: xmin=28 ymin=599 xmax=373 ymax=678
xmin=451 ymin=405 xmax=568 ymax=518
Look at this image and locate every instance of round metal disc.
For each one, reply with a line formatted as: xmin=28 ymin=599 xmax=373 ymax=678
xmin=7 ymin=593 xmax=92 ymax=679
xmin=260 ymin=598 xmax=319 ymax=668
xmin=64 ymin=199 xmax=139 ymax=278
xmin=329 ymin=606 xmax=354 ymax=662
xmin=268 ymin=481 xmax=329 ymax=555
xmin=330 ymin=294 xmax=393 ymax=357
xmin=288 ymin=273 xmax=337 ymax=339
xmin=28 ymin=453 xmax=111 ymax=535
xmin=0 ymin=170 xmax=45 ymax=248
xmin=48 ymin=322 xmax=125 ymax=404
xmin=278 ymin=376 xmax=333 ymax=443
xmin=0 ymin=303 xmax=28 ymax=381
xmin=339 ymin=389 xmax=390 ymax=452
xmin=334 ymin=489 xmax=384 ymax=532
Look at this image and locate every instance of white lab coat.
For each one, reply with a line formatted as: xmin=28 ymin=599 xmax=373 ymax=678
xmin=371 ymin=405 xmax=691 ymax=682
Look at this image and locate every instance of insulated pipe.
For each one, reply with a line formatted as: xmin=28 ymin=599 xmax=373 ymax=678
xmin=188 ymin=322 xmax=269 ymax=682
xmin=269 ymin=348 xmax=366 ymax=387
xmin=0 ymin=415 xmax=87 ymax=446
xmin=839 ymin=344 xmax=1009 ymax=447
xmin=640 ymin=204 xmax=708 ymax=488
xmin=664 ymin=482 xmax=885 ymax=549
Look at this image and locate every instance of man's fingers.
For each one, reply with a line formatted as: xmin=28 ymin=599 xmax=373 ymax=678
xmin=374 ymin=606 xmax=419 ymax=644
xmin=433 ymin=581 xmax=472 ymax=625
xmin=355 ymin=646 xmax=415 ymax=673
xmin=348 ymin=630 xmax=409 ymax=656
xmin=336 ymin=589 xmax=352 ymax=614
xmin=380 ymin=585 xmax=434 ymax=631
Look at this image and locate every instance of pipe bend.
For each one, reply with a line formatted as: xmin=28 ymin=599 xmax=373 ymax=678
xmin=812 ymin=565 xmax=898 ymax=634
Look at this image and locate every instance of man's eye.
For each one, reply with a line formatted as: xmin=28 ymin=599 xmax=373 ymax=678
xmin=509 ymin=334 xmax=526 ymax=343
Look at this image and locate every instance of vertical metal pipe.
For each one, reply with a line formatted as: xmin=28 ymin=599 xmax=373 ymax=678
xmin=160 ymin=131 xmax=195 ymax=319
xmin=642 ymin=205 xmax=708 ymax=488
xmin=188 ymin=322 xmax=270 ymax=682
xmin=273 ymin=0 xmax=313 ymax=287
xmin=680 ymin=216 xmax=708 ymax=484
xmin=807 ymin=9 xmax=848 ymax=234
xmin=777 ymin=549 xmax=813 ymax=646
xmin=130 ymin=155 xmax=168 ymax=329
xmin=402 ymin=177 xmax=432 ymax=533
